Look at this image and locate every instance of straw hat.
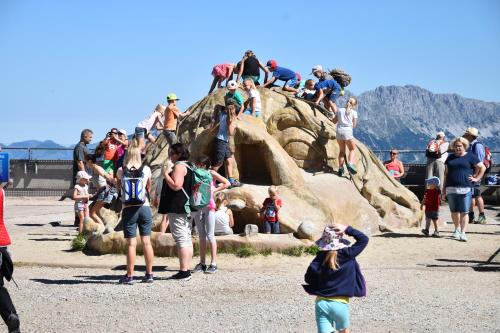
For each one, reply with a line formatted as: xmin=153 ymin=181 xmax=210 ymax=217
xmin=464 ymin=127 xmax=479 ymax=137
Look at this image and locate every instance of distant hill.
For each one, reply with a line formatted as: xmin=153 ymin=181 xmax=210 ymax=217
xmin=0 ymin=140 xmax=97 ymax=160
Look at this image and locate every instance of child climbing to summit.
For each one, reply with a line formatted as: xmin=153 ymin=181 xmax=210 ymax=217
xmin=421 ymin=176 xmax=442 ymax=237
xmin=303 ymin=223 xmax=368 ymax=333
xmin=262 ymin=59 xmax=301 ymax=93
xmin=209 ymin=63 xmax=237 ymax=94
xmin=163 ymin=93 xmax=191 ymax=147
xmin=314 ymin=78 xmax=342 ymax=115
xmin=242 ymin=78 xmax=262 ymax=117
xmin=260 ymin=186 xmax=282 ymax=234
xmin=135 ymin=104 xmax=165 ymax=150
xmin=72 ymin=171 xmax=91 ymax=233
xmin=333 ymin=97 xmax=358 ymax=176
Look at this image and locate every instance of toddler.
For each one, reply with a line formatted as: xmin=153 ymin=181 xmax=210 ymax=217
xmin=260 ymin=186 xmax=282 ymax=234
xmin=421 ymin=176 xmax=441 ymax=237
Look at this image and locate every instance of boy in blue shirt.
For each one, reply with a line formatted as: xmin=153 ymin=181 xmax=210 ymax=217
xmin=314 ymin=79 xmax=342 ymax=115
xmin=263 ymin=59 xmax=300 ymax=93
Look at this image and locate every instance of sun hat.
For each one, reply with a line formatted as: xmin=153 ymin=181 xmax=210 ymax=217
xmin=118 ymin=129 xmax=127 ymax=136
xmin=310 ymin=65 xmax=323 ymax=74
xmin=464 ymin=127 xmax=479 ymax=137
xmin=76 ymin=171 xmax=91 ymax=181
xmin=316 ymin=225 xmax=348 ymax=251
xmin=425 ymin=176 xmax=441 ymax=187
xmin=227 ymin=80 xmax=237 ymax=89
xmin=436 ymin=131 xmax=445 ymax=138
xmin=166 ymin=93 xmax=180 ymax=101
xmin=266 ymin=59 xmax=277 ymax=69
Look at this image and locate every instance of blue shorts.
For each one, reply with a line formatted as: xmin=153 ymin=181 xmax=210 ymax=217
xmin=135 ymin=127 xmax=147 ymax=139
xmin=243 ymin=109 xmax=261 ymax=117
xmin=315 ymin=299 xmax=350 ymax=333
xmin=326 ymin=89 xmax=340 ymax=103
xmin=96 ymin=187 xmax=117 ymax=204
xmin=214 ymin=138 xmax=231 ymax=165
xmin=447 ymin=191 xmax=472 ymax=213
xmin=122 ymin=205 xmax=153 ymax=238
xmin=284 ymin=76 xmax=299 ymax=88
xmin=425 ymin=211 xmax=439 ymax=220
xmin=264 ymin=220 xmax=280 ymax=234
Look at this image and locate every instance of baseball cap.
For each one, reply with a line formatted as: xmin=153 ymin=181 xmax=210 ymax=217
xmin=266 ymin=59 xmax=277 ymax=69
xmin=166 ymin=93 xmax=180 ymax=101
xmin=425 ymin=176 xmax=441 ymax=187
xmin=227 ymin=80 xmax=237 ymax=89
xmin=118 ymin=129 xmax=127 ymax=136
xmin=310 ymin=65 xmax=323 ymax=74
xmin=76 ymin=171 xmax=91 ymax=181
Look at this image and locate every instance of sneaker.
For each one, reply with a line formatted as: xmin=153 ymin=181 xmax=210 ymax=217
xmin=452 ymin=229 xmax=461 ymax=239
xmin=141 ymin=273 xmax=154 ymax=283
xmin=477 ymin=215 xmax=487 ymax=224
xmin=119 ymin=275 xmax=134 ymax=285
xmin=432 ymin=230 xmax=440 ymax=237
xmin=459 ymin=232 xmax=467 ymax=242
xmin=205 ymin=264 xmax=218 ymax=274
xmin=192 ymin=263 xmax=207 ymax=273
xmin=6 ymin=313 xmax=20 ymax=333
xmin=346 ymin=163 xmax=357 ymax=175
xmin=421 ymin=229 xmax=429 ymax=237
xmin=337 ymin=167 xmax=344 ymax=177
xmin=170 ymin=270 xmax=192 ymax=281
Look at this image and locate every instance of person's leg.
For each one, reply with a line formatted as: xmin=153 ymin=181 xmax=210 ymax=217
xmin=337 ymin=140 xmax=346 ymax=170
xmin=345 ymin=139 xmax=356 ymax=165
xmin=477 ymin=194 xmax=486 ymax=223
xmin=160 ymin=214 xmax=169 ymax=233
xmin=432 ymin=219 xmax=438 ymax=232
xmin=424 ymin=217 xmax=431 ymax=232
xmin=78 ymin=211 xmax=85 ymax=233
xmin=459 ymin=213 xmax=469 ymax=233
xmin=170 ymin=213 xmax=193 ymax=272
xmin=193 ymin=210 xmax=207 ymax=265
xmin=264 ymin=220 xmax=271 ymax=234
xmin=271 ymin=221 xmax=280 ymax=234
xmin=90 ymin=201 xmax=105 ymax=224
xmin=140 ymin=236 xmax=154 ymax=275
xmin=226 ymin=156 xmax=235 ymax=179
xmin=315 ymin=300 xmax=334 ymax=333
xmin=0 ymin=286 xmax=19 ymax=331
xmin=126 ymin=237 xmax=137 ymax=277
xmin=137 ymin=206 xmax=154 ymax=276
xmin=436 ymin=161 xmax=445 ymax=193
xmin=205 ymin=209 xmax=217 ymax=265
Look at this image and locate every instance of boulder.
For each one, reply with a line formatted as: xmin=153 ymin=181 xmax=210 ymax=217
xmin=244 ymin=224 xmax=259 ymax=237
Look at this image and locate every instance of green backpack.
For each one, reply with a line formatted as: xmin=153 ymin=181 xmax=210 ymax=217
xmin=178 ymin=162 xmax=213 ymax=212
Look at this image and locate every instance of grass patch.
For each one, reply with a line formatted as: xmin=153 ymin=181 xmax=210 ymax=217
xmin=259 ymin=248 xmax=273 ymax=256
xmin=71 ymin=233 xmax=86 ymax=251
xmin=235 ymin=246 xmax=258 ymax=258
xmin=280 ymin=246 xmax=304 ymax=257
xmin=304 ymin=245 xmax=320 ymax=256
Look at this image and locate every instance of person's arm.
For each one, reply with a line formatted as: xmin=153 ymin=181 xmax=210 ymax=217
xmin=210 ymin=170 xmax=230 ymax=194
xmin=208 ymin=76 xmax=218 ymax=94
xmin=225 ymin=66 xmax=234 ymax=86
xmin=333 ymin=224 xmax=369 ymax=259
xmin=314 ymin=89 xmax=324 ymax=105
xmin=72 ymin=188 xmax=80 ymax=200
xmin=262 ymin=76 xmax=277 ymax=88
xmin=164 ymin=163 xmax=187 ymax=191
xmin=442 ymin=166 xmax=448 ymax=197
xmin=274 ymin=198 xmax=282 ymax=212
xmin=236 ymin=57 xmax=245 ymax=82
xmin=352 ymin=114 xmax=358 ymax=129
xmin=77 ymin=146 xmax=86 ymax=171
xmin=227 ymin=209 xmax=234 ymax=227
xmin=469 ymin=163 xmax=486 ymax=183
xmin=259 ymin=61 xmax=269 ymax=83
xmin=398 ymin=161 xmax=405 ymax=178
xmin=154 ymin=113 xmax=164 ymax=130
xmin=331 ymin=114 xmax=338 ymax=124
xmin=251 ymin=97 xmax=257 ymax=116
xmin=112 ymin=134 xmax=126 ymax=145
xmin=228 ymin=119 xmax=237 ymax=136
xmin=92 ymin=164 xmax=115 ymax=185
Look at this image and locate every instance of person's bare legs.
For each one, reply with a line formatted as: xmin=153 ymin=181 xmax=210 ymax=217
xmin=451 ymin=212 xmax=460 ymax=230
xmin=337 ymin=140 xmax=346 ymax=169
xmin=160 ymin=214 xmax=169 ymax=233
xmin=90 ymin=201 xmax=105 ymax=224
xmin=477 ymin=196 xmax=485 ymax=214
xmin=459 ymin=212 xmax=469 ymax=232
xmin=126 ymin=237 xmax=137 ymax=277
xmin=77 ymin=211 xmax=85 ymax=233
xmin=345 ymin=139 xmax=356 ymax=164
xmin=140 ymin=235 xmax=154 ymax=275
xmin=226 ymin=156 xmax=235 ymax=179
xmin=178 ymin=246 xmax=193 ymax=271
xmin=282 ymin=85 xmax=298 ymax=93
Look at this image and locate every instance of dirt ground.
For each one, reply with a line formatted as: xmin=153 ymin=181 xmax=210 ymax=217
xmin=2 ymin=197 xmax=499 ymax=332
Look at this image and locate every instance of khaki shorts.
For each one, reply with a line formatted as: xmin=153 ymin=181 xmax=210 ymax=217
xmin=169 ymin=213 xmax=193 ymax=248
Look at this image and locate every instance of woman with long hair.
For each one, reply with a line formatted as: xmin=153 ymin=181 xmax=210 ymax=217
xmin=333 ymin=97 xmax=359 ymax=176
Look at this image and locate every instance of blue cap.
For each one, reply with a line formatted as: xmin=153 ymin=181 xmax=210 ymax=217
xmin=425 ymin=176 xmax=440 ymax=186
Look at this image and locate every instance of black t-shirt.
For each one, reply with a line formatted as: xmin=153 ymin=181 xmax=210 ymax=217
xmin=242 ymin=56 xmax=260 ymax=77
xmin=158 ymin=162 xmax=193 ymax=214
xmin=72 ymin=142 xmax=89 ymax=184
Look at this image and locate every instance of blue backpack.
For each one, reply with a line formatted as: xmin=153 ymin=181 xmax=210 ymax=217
xmin=121 ymin=166 xmax=147 ymax=205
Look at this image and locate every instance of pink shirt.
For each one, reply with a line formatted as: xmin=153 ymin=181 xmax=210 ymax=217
xmin=208 ymin=180 xmax=216 ymax=211
xmin=212 ymin=64 xmax=234 ymax=79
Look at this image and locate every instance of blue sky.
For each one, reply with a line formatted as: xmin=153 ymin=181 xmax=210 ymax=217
xmin=1 ymin=0 xmax=499 ymax=145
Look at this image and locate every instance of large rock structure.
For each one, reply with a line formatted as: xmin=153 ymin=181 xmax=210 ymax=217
xmin=85 ymin=88 xmax=423 ymax=255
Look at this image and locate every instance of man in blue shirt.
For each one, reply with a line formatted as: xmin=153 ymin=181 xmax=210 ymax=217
xmin=463 ymin=127 xmax=486 ymax=224
xmin=314 ymin=79 xmax=342 ymax=115
xmin=263 ymin=59 xmax=300 ymax=93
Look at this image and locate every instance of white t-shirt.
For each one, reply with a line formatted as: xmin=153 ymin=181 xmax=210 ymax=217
xmin=73 ymin=184 xmax=89 ymax=203
xmin=248 ymin=89 xmax=262 ymax=113
xmin=117 ymin=165 xmax=151 ymax=207
xmin=137 ymin=111 xmax=161 ymax=131
xmin=336 ymin=108 xmax=358 ymax=129
xmin=438 ymin=141 xmax=450 ymax=163
xmin=214 ymin=207 xmax=232 ymax=234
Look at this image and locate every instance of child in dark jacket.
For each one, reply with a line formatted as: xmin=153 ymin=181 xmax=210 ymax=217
xmin=303 ymin=223 xmax=368 ymax=333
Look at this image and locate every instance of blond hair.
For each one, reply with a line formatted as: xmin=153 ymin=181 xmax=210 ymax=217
xmin=215 ymin=192 xmax=227 ymax=210
xmin=451 ymin=137 xmax=470 ymax=151
xmin=346 ymin=96 xmax=357 ymax=116
xmin=268 ymin=185 xmax=278 ymax=196
xmin=322 ymin=250 xmax=339 ymax=270
xmin=123 ymin=146 xmax=142 ymax=169
xmin=243 ymin=78 xmax=257 ymax=90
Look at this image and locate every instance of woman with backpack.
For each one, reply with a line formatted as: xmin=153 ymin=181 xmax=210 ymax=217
xmin=191 ymin=156 xmax=231 ymax=274
xmin=116 ymin=144 xmax=155 ymax=284
xmin=158 ymin=143 xmax=195 ymax=281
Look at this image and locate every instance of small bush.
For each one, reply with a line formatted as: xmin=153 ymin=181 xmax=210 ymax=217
xmin=304 ymin=245 xmax=320 ymax=256
xmin=281 ymin=246 xmax=304 ymax=257
xmin=71 ymin=234 xmax=86 ymax=251
xmin=259 ymin=248 xmax=273 ymax=256
xmin=235 ymin=246 xmax=258 ymax=258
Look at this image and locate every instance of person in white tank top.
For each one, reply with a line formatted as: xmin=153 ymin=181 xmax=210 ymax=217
xmin=214 ymin=192 xmax=234 ymax=236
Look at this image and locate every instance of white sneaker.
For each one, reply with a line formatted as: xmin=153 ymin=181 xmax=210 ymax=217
xmin=452 ymin=229 xmax=461 ymax=239
xmin=459 ymin=233 xmax=467 ymax=242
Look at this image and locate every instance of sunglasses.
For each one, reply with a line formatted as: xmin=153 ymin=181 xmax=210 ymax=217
xmin=390 ymin=152 xmax=397 ymax=155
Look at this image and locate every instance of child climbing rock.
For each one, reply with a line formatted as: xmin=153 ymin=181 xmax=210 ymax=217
xmin=263 ymin=59 xmax=301 ymax=93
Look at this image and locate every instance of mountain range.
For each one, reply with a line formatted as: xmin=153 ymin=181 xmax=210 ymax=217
xmin=1 ymin=85 xmax=499 ymax=162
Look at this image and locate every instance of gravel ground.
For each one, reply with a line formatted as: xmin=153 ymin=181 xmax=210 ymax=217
xmin=5 ymin=260 xmax=500 ymax=333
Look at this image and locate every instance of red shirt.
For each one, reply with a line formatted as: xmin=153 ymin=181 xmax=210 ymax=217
xmin=262 ymin=197 xmax=282 ymax=222
xmin=103 ymin=138 xmax=119 ymax=161
xmin=0 ymin=189 xmax=12 ymax=246
xmin=424 ymin=188 xmax=441 ymax=212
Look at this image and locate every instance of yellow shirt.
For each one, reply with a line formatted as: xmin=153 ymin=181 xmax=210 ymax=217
xmin=316 ymin=296 xmax=350 ymax=304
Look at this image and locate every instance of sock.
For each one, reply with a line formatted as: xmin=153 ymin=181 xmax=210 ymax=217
xmin=211 ymin=262 xmax=217 ymax=267
xmin=479 ymin=212 xmax=485 ymax=217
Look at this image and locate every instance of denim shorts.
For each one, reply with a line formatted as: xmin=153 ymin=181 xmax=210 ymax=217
xmin=214 ymin=138 xmax=231 ymax=165
xmin=447 ymin=191 xmax=472 ymax=213
xmin=472 ymin=186 xmax=481 ymax=198
xmin=425 ymin=210 xmax=439 ymax=220
xmin=122 ymin=205 xmax=153 ymax=238
xmin=96 ymin=186 xmax=117 ymax=204
xmin=243 ymin=109 xmax=261 ymax=117
xmin=135 ymin=127 xmax=147 ymax=139
xmin=315 ymin=299 xmax=350 ymax=333
xmin=264 ymin=220 xmax=280 ymax=234
xmin=162 ymin=130 xmax=178 ymax=145
xmin=326 ymin=89 xmax=340 ymax=102
xmin=284 ymin=76 xmax=299 ymax=88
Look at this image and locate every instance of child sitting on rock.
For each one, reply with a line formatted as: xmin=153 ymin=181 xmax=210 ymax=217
xmin=214 ymin=192 xmax=234 ymax=236
xmin=260 ymin=186 xmax=282 ymax=234
xmin=296 ymin=79 xmax=317 ymax=100
xmin=73 ymin=171 xmax=91 ymax=233
xmin=421 ymin=176 xmax=441 ymax=237
xmin=242 ymin=78 xmax=262 ymax=117
xmin=303 ymin=223 xmax=368 ymax=333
